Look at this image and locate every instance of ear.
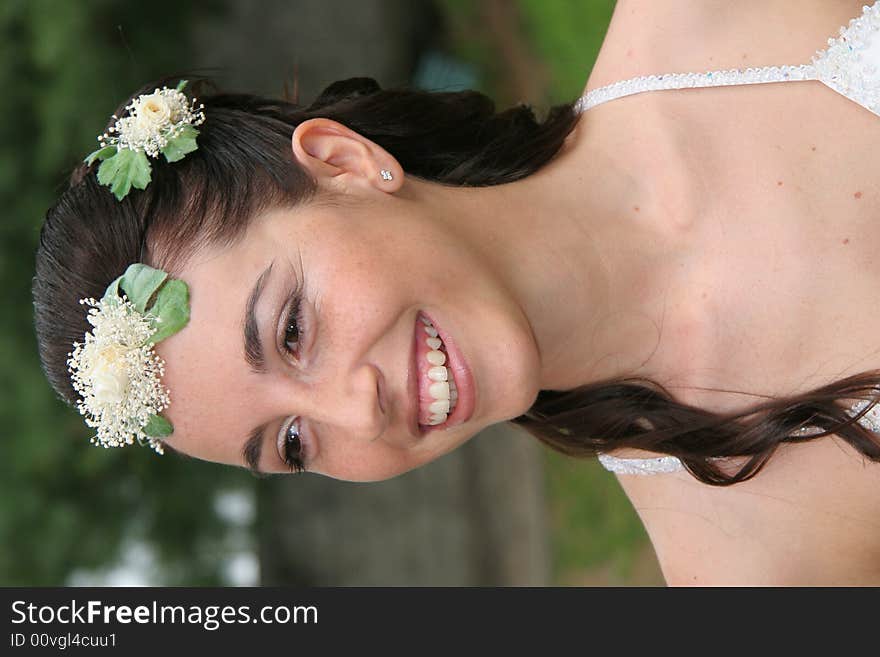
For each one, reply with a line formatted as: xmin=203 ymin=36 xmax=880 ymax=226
xmin=291 ymin=117 xmax=403 ymax=193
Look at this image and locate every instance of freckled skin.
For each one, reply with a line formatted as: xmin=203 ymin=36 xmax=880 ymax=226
xmin=155 ymin=198 xmax=539 ymax=481
xmin=154 ymin=120 xmax=542 ymax=481
xmin=854 ymin=191 xmax=863 ymax=199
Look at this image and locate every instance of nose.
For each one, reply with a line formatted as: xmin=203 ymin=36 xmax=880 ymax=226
xmin=272 ymin=361 xmax=386 ymax=444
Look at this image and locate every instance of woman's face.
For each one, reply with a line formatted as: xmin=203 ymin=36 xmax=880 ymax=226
xmin=156 ymin=164 xmax=542 ymax=481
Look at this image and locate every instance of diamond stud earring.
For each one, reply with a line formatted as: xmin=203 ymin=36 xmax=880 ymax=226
xmin=380 ymin=169 xmax=393 ymax=181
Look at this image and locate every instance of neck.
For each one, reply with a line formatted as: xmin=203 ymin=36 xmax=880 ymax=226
xmin=415 ymin=107 xmax=709 ymax=394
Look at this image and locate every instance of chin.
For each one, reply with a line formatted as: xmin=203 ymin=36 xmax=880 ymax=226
xmin=493 ymin=352 xmax=542 ymax=423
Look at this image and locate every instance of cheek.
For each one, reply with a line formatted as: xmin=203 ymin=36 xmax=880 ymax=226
xmin=317 ymin=445 xmax=421 ymax=482
xmin=317 ymin=426 xmax=479 ymax=483
xmin=315 ymin=248 xmax=420 ymax=317
xmin=311 ymin=209 xmax=461 ymax=304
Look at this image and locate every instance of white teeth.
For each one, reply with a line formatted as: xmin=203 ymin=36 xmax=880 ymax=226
xmin=427 ymin=366 xmax=447 ymax=381
xmin=428 ymin=381 xmax=450 ymax=399
xmin=419 ymin=315 xmax=459 ymax=427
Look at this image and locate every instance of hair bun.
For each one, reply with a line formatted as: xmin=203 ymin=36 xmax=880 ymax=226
xmin=309 ymin=77 xmax=382 ymax=110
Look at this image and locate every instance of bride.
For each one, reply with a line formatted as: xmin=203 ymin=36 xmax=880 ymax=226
xmin=34 ymin=1 xmax=880 ymax=585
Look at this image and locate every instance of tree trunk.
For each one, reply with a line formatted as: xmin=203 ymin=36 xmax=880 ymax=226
xmin=258 ymin=424 xmax=548 ymax=586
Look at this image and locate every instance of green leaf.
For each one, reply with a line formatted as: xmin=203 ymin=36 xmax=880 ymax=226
xmin=102 ymin=277 xmax=120 ymax=303
xmin=84 ymin=145 xmax=117 ymax=166
xmin=147 ymin=279 xmax=190 ymax=343
xmin=175 ymin=79 xmax=188 ymax=92
xmin=143 ymin=414 xmax=173 ymax=438
xmin=96 ymin=149 xmax=152 ymax=200
xmin=114 ymin=264 xmax=168 ymax=313
xmin=161 ymin=124 xmax=199 ymax=163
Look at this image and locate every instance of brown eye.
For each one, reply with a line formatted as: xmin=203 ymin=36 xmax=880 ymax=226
xmin=284 ymin=421 xmax=305 ymax=473
xmin=284 ymin=295 xmax=303 ymax=355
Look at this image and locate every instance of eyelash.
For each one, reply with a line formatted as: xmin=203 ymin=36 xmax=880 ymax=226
xmin=282 ymin=419 xmax=307 ymax=473
xmin=280 ymin=288 xmax=307 ymax=472
xmin=283 ymin=292 xmax=305 ymax=356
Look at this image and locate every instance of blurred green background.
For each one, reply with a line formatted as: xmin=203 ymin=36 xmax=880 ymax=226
xmin=0 ymin=0 xmax=662 ymax=586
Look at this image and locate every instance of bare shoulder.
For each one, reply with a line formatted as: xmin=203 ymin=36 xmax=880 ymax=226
xmin=584 ymin=0 xmax=868 ymax=94
xmin=613 ymin=437 xmax=880 ymax=585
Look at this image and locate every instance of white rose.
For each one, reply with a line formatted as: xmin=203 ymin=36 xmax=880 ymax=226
xmin=90 ymin=350 xmax=130 ymax=406
xmin=133 ymin=93 xmax=173 ymax=133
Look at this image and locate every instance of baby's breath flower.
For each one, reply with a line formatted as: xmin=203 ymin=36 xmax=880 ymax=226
xmin=98 ymin=86 xmax=205 ymax=158
xmin=67 ymin=296 xmax=170 ymax=454
xmin=85 ymin=81 xmax=206 ymax=201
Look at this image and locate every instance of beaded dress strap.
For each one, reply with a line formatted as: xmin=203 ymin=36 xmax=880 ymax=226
xmin=596 ymin=453 xmax=684 ymax=476
xmin=574 ymin=64 xmax=817 ymax=114
xmin=576 ymin=2 xmax=880 ymax=116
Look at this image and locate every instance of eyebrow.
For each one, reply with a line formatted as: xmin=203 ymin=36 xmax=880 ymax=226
xmin=240 ymin=262 xmax=275 ymax=475
xmin=162 ymin=440 xmax=269 ymax=478
xmin=166 ymin=437 xmax=269 ymax=478
xmin=242 ymin=425 xmax=268 ymax=477
xmin=244 ymin=262 xmax=274 ymax=374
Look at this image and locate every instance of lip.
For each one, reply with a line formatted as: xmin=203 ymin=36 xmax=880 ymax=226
xmin=414 ymin=310 xmax=475 ymax=435
xmin=408 ymin=319 xmax=421 ymax=438
xmin=376 ymin=370 xmax=385 ymax=415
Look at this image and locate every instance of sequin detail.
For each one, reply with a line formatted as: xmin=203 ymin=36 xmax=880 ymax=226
xmin=812 ymin=2 xmax=880 ymax=114
xmin=597 ymin=453 xmax=684 ymax=475
xmin=598 ymin=396 xmax=880 ymax=475
xmin=575 ymin=2 xmax=880 ymax=117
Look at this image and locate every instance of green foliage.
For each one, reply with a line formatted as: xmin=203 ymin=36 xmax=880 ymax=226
xmin=84 ymin=145 xmax=116 ymax=166
xmin=96 ymin=148 xmax=152 ymax=200
xmin=143 ymin=415 xmax=173 ymax=439
xmin=0 ymin=0 xmax=248 ymax=586
xmin=517 ymin=0 xmax=617 ymax=104
xmin=161 ymin=124 xmax=200 ymax=163
xmin=433 ymin=0 xmax=493 ymax=97
xmin=146 ymin=279 xmax=190 ymax=344
xmin=544 ymin=451 xmax=655 ymax=583
xmin=106 ymin=264 xmax=191 ymax=344
xmin=108 ymin=263 xmax=168 ymax=312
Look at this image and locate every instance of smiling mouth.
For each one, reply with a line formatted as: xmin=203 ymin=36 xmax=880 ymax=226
xmin=413 ymin=311 xmax=474 ymax=435
xmin=415 ymin=314 xmax=458 ymax=424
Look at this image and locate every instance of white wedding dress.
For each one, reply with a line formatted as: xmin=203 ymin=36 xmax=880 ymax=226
xmin=575 ymin=2 xmax=880 ymax=475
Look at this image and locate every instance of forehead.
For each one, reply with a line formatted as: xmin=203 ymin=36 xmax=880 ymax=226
xmin=153 ymin=213 xmax=295 ymax=467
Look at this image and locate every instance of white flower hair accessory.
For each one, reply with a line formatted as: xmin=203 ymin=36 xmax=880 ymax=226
xmin=84 ymin=79 xmax=206 ymax=201
xmin=67 ymin=264 xmax=191 ymax=454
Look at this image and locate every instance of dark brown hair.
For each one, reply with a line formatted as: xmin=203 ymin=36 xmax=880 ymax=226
xmin=33 ymin=73 xmax=880 ymax=485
